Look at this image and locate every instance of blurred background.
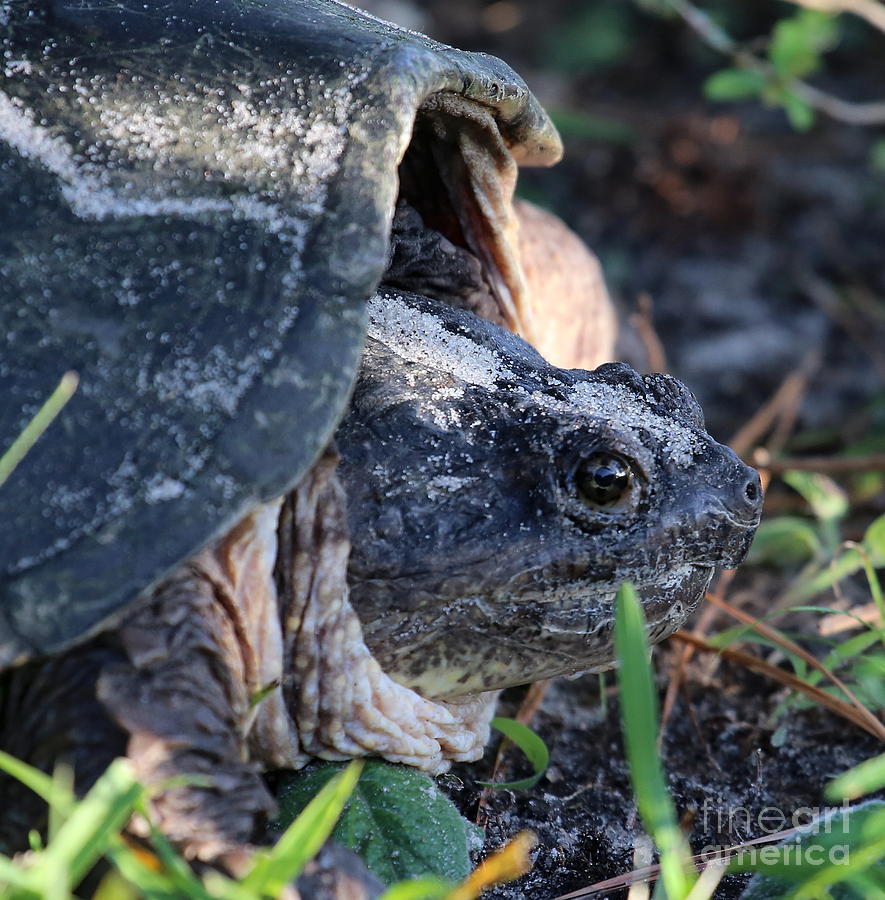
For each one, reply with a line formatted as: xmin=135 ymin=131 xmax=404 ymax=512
xmin=355 ymin=0 xmax=885 ymax=456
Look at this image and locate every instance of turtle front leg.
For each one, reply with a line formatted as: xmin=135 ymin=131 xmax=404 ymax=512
xmin=96 ymin=566 xmax=277 ymax=862
xmin=94 ymin=495 xmax=313 ymax=864
xmin=278 ymin=450 xmax=498 ymax=776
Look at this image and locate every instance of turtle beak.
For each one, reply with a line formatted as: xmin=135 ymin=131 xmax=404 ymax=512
xmin=686 ymin=455 xmax=764 ymax=569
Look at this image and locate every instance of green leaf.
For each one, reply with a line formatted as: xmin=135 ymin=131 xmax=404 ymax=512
xmin=245 ymin=759 xmax=362 ymax=896
xmin=784 ymin=470 xmax=847 ymax=522
xmin=477 ymin=718 xmax=549 ymax=791
xmin=737 ymin=800 xmax=885 ymax=898
xmin=704 ymin=67 xmax=766 ymax=101
xmin=377 ymin=878 xmax=453 ymax=900
xmin=614 ymin=582 xmax=696 ymax=899
xmin=781 ymin=90 xmax=816 ymax=132
xmin=787 ymin=545 xmax=864 ymax=602
xmin=272 ymin=760 xmax=480 ymax=887
xmin=828 ymin=753 xmax=885 ymax=802
xmin=746 ymin=516 xmax=822 ymax=567
xmin=863 ymin=514 xmax=885 ymax=567
xmin=770 ymin=21 xmax=816 ymax=80
xmin=769 ymin=10 xmax=838 ymax=80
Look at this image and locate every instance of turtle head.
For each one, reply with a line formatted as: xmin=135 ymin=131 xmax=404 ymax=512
xmin=334 ymin=290 xmax=761 ymax=700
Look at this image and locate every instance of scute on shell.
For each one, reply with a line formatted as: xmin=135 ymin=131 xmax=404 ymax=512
xmin=0 ymin=0 xmax=561 ymax=666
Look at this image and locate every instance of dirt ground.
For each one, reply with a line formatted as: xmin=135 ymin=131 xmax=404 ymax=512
xmin=352 ymin=2 xmax=885 ymax=898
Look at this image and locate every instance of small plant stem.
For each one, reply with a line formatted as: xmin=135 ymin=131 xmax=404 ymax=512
xmin=0 ymin=371 xmax=79 ymax=489
xmin=659 ymin=0 xmax=885 ymax=125
xmin=843 ymin=542 xmax=885 ymax=643
xmin=753 ymin=452 xmax=885 ymax=473
xmin=672 ymin=631 xmax=885 ymax=742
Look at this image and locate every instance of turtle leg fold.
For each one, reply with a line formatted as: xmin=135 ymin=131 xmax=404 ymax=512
xmin=0 ymin=505 xmax=286 ymax=862
xmin=279 ymin=449 xmax=498 ymax=776
xmin=96 ymin=565 xmax=276 ymax=863
xmin=0 ymin=495 xmax=382 ymax=898
xmin=95 ymin=559 xmax=384 ymax=898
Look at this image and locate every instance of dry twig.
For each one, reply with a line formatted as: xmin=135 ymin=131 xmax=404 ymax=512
xmin=753 ymin=450 xmax=885 ymax=474
xmin=704 ymin=591 xmax=881 ymax=734
xmin=671 ymin=630 xmax=885 ymax=742
xmin=552 ymin=825 xmax=814 ymax=899
xmin=728 ymin=354 xmax=817 ymax=458
xmin=659 ymin=570 xmax=735 ymax=741
xmin=629 ymin=292 xmax=668 ymax=374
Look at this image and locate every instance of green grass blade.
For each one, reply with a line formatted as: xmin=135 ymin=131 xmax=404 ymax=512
xmin=37 ymin=853 xmax=70 ymax=900
xmin=0 ymin=852 xmax=42 ymax=894
xmin=243 ymin=759 xmax=363 ymax=896
xmin=48 ymin=764 xmax=75 ymax=844
xmin=0 ymin=751 xmax=74 ymax=815
xmin=827 ymin=752 xmax=885 ymax=801
xmin=103 ymin=840 xmax=188 ymax=900
xmin=377 ymin=878 xmax=452 ymax=900
xmin=91 ymin=869 xmax=141 ymax=900
xmin=793 ymin=833 xmax=885 ymax=899
xmin=37 ymin=759 xmax=141 ymax=889
xmin=477 ymin=718 xmax=549 ymax=790
xmin=0 ymin=372 xmax=79 ymax=489
xmin=856 ymin=546 xmax=885 ymax=640
xmin=615 ymin=582 xmax=696 ymax=899
xmin=128 ymin=800 xmax=213 ymax=900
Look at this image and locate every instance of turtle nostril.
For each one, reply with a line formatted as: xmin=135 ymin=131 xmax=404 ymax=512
xmin=739 ymin=468 xmax=763 ymax=520
xmin=722 ymin=464 xmax=763 ymax=525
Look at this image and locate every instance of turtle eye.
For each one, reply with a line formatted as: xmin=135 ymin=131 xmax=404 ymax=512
xmin=574 ymin=454 xmax=632 ymax=508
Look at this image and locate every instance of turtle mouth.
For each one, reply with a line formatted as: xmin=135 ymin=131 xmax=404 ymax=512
xmin=364 ymin=563 xmax=715 ymax=700
xmin=631 ymin=563 xmax=715 ymax=646
xmin=381 ymin=95 xmax=534 ymax=342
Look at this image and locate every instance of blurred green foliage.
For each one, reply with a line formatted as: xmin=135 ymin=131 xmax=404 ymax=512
xmin=544 ymin=2 xmax=637 ymax=72
xmin=702 ymin=8 xmax=840 ymax=130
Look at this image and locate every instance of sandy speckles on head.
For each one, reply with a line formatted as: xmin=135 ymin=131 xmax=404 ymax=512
xmin=368 ymin=292 xmax=704 ymax=466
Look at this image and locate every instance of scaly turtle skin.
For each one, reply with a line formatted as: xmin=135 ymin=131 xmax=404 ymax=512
xmin=0 ymin=0 xmax=762 ymax=888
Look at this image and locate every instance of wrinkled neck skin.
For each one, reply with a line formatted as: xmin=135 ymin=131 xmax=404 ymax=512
xmin=267 ymin=448 xmax=495 ymax=774
xmin=335 ymin=289 xmax=761 ymax=700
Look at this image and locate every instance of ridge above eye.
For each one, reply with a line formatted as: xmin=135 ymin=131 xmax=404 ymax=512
xmin=574 ymin=453 xmax=632 ymax=508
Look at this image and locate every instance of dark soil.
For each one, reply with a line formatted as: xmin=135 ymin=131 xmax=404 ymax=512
xmin=353 ymin=3 xmax=885 ymax=897
xmin=444 ymin=643 xmax=881 ymax=900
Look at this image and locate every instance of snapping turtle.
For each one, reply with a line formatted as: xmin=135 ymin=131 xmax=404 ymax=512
xmin=0 ymin=0 xmax=761 ymax=876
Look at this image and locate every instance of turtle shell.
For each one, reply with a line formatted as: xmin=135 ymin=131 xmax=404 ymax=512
xmin=0 ymin=0 xmax=561 ymax=666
